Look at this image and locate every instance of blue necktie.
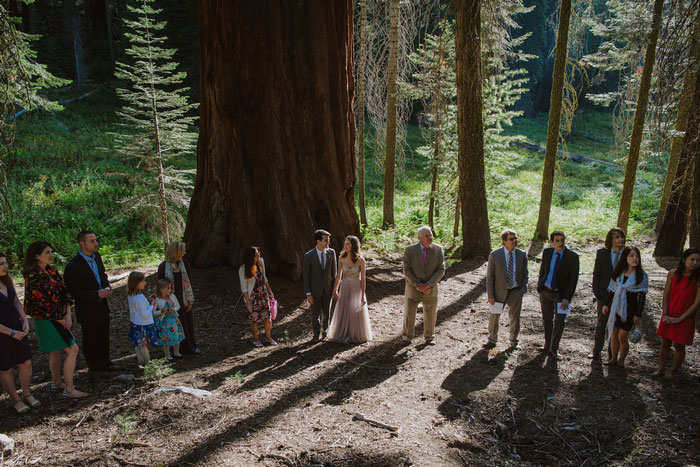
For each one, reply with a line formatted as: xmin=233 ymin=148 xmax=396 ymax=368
xmin=551 ymin=252 xmax=561 ymax=290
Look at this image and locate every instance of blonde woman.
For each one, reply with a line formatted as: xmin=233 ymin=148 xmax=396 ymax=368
xmin=157 ymin=241 xmax=198 ymax=354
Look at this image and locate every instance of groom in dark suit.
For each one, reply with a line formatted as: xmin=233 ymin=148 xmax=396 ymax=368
xmin=303 ymin=229 xmax=337 ymax=340
xmin=64 ymin=230 xmax=113 ymax=372
xmin=485 ymin=229 xmax=528 ymax=350
xmin=537 ymin=230 xmax=579 ymax=358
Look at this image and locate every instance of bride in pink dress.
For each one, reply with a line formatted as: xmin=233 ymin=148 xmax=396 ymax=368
xmin=328 ymin=236 xmax=373 ymax=344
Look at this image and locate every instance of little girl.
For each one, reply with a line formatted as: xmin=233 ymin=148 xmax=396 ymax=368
xmin=127 ymin=271 xmax=159 ymax=365
xmin=153 ymin=278 xmax=185 ymax=361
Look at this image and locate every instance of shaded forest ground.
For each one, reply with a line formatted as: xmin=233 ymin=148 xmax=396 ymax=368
xmin=2 ymin=242 xmax=698 ymax=466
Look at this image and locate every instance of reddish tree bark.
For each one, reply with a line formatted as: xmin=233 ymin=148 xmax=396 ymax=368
xmin=185 ymin=0 xmax=359 ymax=279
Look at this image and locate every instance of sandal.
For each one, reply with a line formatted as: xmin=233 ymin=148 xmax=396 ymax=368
xmin=253 ymin=340 xmax=263 ymax=348
xmin=265 ymin=338 xmax=278 ymax=346
xmin=13 ymin=400 xmax=30 ymax=414
xmin=50 ymin=382 xmax=65 ymax=391
xmin=62 ymin=389 xmax=90 ymax=398
xmin=23 ymin=395 xmax=41 ymax=408
xmin=604 ymin=359 xmax=617 ymax=366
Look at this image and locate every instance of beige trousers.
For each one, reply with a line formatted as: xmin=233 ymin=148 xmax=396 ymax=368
xmin=403 ymin=284 xmax=439 ymax=339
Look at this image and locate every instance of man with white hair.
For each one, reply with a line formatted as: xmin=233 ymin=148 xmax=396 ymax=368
xmin=402 ymin=226 xmax=445 ymax=344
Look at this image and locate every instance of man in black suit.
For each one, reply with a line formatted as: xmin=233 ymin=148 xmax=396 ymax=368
xmin=302 ymin=229 xmax=337 ymax=341
xmin=537 ymin=230 xmax=579 ymax=358
xmin=590 ymin=227 xmax=626 ymax=359
xmin=64 ymin=230 xmax=113 ymax=372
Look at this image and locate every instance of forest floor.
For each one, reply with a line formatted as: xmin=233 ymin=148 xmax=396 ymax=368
xmin=2 ymin=243 xmax=699 ymax=466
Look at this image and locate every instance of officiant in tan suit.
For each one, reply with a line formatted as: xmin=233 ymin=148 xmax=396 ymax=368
xmin=402 ymin=226 xmax=445 ymax=345
xmin=485 ymin=229 xmax=528 ymax=350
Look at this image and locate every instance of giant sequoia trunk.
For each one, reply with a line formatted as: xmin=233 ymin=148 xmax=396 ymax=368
xmin=454 ymin=0 xmax=491 ymax=259
xmin=655 ymin=68 xmax=700 ymax=257
xmin=531 ymin=0 xmax=571 ymax=246
xmin=616 ymin=0 xmax=665 ymax=232
xmin=185 ymin=1 xmax=359 ymax=279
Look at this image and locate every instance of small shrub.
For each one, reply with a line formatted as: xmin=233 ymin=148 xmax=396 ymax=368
xmin=226 ymin=371 xmax=246 ymax=383
xmin=141 ymin=358 xmax=175 ymax=381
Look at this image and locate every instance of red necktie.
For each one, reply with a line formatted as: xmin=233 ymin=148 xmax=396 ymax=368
xmin=423 ymin=247 xmax=427 ymax=264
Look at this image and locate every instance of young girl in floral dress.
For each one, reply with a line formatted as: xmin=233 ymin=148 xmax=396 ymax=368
xmin=127 ymin=272 xmax=159 ymax=365
xmin=153 ymin=279 xmax=185 ymax=361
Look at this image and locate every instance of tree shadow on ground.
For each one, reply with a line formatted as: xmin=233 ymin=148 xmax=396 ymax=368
xmin=163 ymin=259 xmax=486 ymax=465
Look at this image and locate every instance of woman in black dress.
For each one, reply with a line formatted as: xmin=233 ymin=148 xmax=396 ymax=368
xmin=602 ymin=246 xmax=648 ymax=367
xmin=0 ymin=252 xmax=38 ymax=413
xmin=157 ymin=241 xmax=198 ymax=354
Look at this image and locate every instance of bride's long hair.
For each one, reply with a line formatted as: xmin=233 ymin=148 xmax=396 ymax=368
xmin=339 ymin=236 xmax=360 ymax=263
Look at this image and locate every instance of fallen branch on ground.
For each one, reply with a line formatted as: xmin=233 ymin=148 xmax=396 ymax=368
xmin=352 ymin=412 xmax=399 ymax=432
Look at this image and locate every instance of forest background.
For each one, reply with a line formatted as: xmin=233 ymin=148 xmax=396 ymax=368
xmin=1 ymin=0 xmax=698 ymax=273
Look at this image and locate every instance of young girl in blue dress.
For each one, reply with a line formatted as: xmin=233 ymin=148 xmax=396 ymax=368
xmin=127 ymin=272 xmax=159 ymax=365
xmin=154 ymin=279 xmax=185 ymax=361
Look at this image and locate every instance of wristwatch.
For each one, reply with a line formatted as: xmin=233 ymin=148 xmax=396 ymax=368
xmin=10 ymin=330 xmax=15 ymax=337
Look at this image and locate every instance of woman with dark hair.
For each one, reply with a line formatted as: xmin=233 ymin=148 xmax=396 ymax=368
xmin=238 ymin=246 xmax=276 ymax=347
xmin=590 ymin=227 xmax=626 ymax=359
xmin=328 ymin=236 xmax=372 ymax=344
xmin=654 ymin=248 xmax=700 ymax=377
xmin=157 ymin=241 xmax=198 ymax=354
xmin=0 ymin=252 xmax=38 ymax=413
xmin=23 ymin=241 xmax=88 ymax=398
xmin=601 ymin=246 xmax=647 ymax=367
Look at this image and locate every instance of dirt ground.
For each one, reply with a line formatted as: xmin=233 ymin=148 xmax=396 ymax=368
xmin=2 ymin=244 xmax=699 ymax=466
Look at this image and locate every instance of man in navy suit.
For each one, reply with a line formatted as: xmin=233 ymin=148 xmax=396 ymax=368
xmin=537 ymin=230 xmax=579 ymax=358
xmin=64 ymin=230 xmax=113 ymax=372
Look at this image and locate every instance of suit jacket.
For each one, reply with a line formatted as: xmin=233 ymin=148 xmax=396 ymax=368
xmin=303 ymin=248 xmax=337 ymax=298
xmin=487 ymin=247 xmax=528 ymax=303
xmin=537 ymin=247 xmax=579 ymax=302
xmin=403 ymin=243 xmax=445 ymax=299
xmin=64 ymin=251 xmax=110 ymax=323
xmin=592 ymin=247 xmax=617 ymax=301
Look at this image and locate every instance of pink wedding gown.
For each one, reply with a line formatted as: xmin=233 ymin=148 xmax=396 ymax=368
xmin=328 ymin=262 xmax=373 ymax=344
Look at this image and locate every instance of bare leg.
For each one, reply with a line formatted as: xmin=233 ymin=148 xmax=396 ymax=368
xmin=669 ymin=343 xmax=686 ymax=376
xmin=606 ymin=328 xmax=619 ymax=365
xmin=63 ymin=345 xmax=88 ymax=397
xmin=0 ymin=368 xmax=21 ymax=403
xmin=263 ymin=319 xmax=272 ymax=340
xmin=617 ymin=330 xmax=630 ymax=366
xmin=49 ymin=350 xmax=63 ymax=387
xmin=654 ymin=337 xmax=672 ymax=376
xmin=18 ymin=360 xmax=33 ymax=396
xmin=250 ymin=322 xmax=259 ymax=342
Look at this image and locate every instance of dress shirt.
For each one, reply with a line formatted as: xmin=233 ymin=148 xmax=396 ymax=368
xmin=316 ymin=247 xmax=326 ymax=268
xmin=611 ymin=249 xmax=622 ymax=269
xmin=78 ymin=250 xmax=102 ymax=288
xmin=545 ymin=247 xmax=565 ymax=289
xmin=504 ymin=247 xmax=518 ymax=288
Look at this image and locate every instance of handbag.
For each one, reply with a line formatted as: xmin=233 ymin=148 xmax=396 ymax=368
xmin=269 ymin=298 xmax=278 ymax=321
xmin=629 ymin=324 xmax=642 ymax=344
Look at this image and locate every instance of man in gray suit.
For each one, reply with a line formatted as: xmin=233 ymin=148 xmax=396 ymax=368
xmin=485 ymin=229 xmax=529 ymax=350
xmin=303 ymin=229 xmax=337 ymax=341
xmin=403 ymin=226 xmax=445 ymax=345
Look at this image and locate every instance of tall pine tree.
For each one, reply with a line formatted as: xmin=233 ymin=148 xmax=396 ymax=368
xmin=113 ymin=0 xmax=197 ymax=248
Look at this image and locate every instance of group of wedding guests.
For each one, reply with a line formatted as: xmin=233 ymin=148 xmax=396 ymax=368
xmin=0 ymin=231 xmax=197 ymax=413
xmin=2 ymin=226 xmax=699 ymax=414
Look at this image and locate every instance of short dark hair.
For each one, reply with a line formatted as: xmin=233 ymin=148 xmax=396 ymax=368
xmin=604 ymin=228 xmax=626 ymax=249
xmin=77 ymin=230 xmax=95 ymax=244
xmin=549 ymin=230 xmax=565 ymax=241
xmin=500 ymin=229 xmax=517 ymax=242
xmin=314 ymin=229 xmax=331 ymax=242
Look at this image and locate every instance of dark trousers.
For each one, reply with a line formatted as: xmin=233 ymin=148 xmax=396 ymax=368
xmin=78 ymin=302 xmax=111 ymax=370
xmin=177 ymin=307 xmax=197 ymax=353
xmin=592 ymin=299 xmax=612 ymax=358
xmin=539 ymin=289 xmax=567 ymax=352
xmin=311 ymin=293 xmax=333 ymax=336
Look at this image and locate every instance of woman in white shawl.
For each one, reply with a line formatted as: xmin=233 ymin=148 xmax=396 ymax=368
xmin=601 ymin=246 xmax=648 ymax=367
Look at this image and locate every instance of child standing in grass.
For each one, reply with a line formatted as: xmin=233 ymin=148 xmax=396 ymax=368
xmin=154 ymin=279 xmax=185 ymax=361
xmin=127 ymin=272 xmax=159 ymax=365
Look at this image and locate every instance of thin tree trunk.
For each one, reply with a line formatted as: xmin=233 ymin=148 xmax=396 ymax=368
xmin=152 ymin=92 xmax=169 ymax=248
xmin=357 ymin=0 xmax=367 ymax=226
xmin=656 ymin=20 xmax=699 ymax=231
xmin=530 ymin=0 xmax=572 ymax=246
xmin=185 ymin=0 xmax=358 ymax=278
xmin=428 ymin=30 xmax=445 ymax=231
xmin=690 ymin=154 xmax=700 ymax=248
xmin=655 ymin=68 xmax=700 ymax=257
xmin=453 ymin=194 xmax=460 ymax=238
xmin=70 ymin=1 xmax=87 ymax=88
xmin=105 ymin=0 xmax=115 ymax=64
xmin=616 ymin=0 xmax=665 ymax=232
xmin=454 ymin=0 xmax=490 ymax=259
xmin=382 ymin=0 xmax=399 ymax=228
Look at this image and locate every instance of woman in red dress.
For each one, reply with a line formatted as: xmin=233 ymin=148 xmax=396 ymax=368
xmin=654 ymin=248 xmax=700 ymax=377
